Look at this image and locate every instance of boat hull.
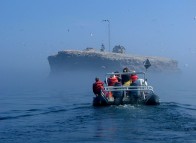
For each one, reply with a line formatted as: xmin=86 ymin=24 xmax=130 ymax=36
xmin=93 ymin=92 xmax=160 ymax=106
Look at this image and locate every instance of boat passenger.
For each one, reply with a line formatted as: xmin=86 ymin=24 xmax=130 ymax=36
xmin=107 ymin=74 xmax=118 ymax=86
xmin=92 ymin=77 xmax=104 ymax=96
xmin=106 ymin=74 xmax=118 ymax=98
xmin=128 ymin=74 xmax=140 ymax=102
xmin=121 ymin=67 xmax=131 ymax=86
xmin=113 ymin=78 xmax=123 ymax=95
xmin=112 ymin=78 xmax=124 ymax=105
xmin=131 ymin=72 xmax=147 ymax=86
xmin=130 ymin=73 xmax=138 ymax=83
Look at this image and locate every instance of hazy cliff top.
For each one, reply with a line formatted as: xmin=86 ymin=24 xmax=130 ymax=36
xmin=51 ymin=50 xmax=175 ymax=62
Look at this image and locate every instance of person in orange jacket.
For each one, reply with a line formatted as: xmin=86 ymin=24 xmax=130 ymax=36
xmin=92 ymin=77 xmax=104 ymax=96
xmin=107 ymin=75 xmax=118 ymax=86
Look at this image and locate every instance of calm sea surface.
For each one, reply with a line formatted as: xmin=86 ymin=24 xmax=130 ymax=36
xmin=0 ymin=71 xmax=196 ymax=143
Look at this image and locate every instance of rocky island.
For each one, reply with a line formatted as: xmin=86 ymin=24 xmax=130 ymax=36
xmin=48 ymin=48 xmax=179 ymax=74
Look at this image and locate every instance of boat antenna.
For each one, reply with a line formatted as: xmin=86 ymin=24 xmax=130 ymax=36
xmin=143 ymin=59 xmax=151 ymax=72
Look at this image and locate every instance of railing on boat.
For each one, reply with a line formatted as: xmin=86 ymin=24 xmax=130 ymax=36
xmin=104 ymin=85 xmax=154 ymax=92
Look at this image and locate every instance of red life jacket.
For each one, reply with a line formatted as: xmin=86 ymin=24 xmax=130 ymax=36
xmin=130 ymin=75 xmax=138 ymax=82
xmin=108 ymin=76 xmax=118 ymax=86
xmin=93 ymin=81 xmax=104 ymax=95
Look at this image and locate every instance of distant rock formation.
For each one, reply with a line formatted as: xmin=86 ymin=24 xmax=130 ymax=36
xmin=48 ymin=50 xmax=179 ymax=74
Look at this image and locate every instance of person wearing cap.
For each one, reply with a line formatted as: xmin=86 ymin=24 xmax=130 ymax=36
xmin=92 ymin=77 xmax=104 ymax=96
xmin=121 ymin=67 xmax=131 ymax=86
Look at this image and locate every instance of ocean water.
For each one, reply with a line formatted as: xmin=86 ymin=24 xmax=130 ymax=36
xmin=0 ymin=70 xmax=196 ymax=143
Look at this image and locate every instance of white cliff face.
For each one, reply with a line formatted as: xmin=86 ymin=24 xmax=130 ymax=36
xmin=48 ymin=50 xmax=179 ymax=74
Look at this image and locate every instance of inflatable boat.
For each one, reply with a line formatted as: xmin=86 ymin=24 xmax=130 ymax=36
xmin=93 ymin=72 xmax=159 ymax=106
xmin=93 ymin=59 xmax=160 ymax=106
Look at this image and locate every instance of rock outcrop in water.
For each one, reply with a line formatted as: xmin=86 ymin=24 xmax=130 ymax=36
xmin=48 ymin=50 xmax=179 ymax=73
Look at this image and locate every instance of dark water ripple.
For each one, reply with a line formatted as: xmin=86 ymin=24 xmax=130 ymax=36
xmin=0 ymin=103 xmax=91 ymax=121
xmin=0 ymin=102 xmax=196 ymax=143
xmin=1 ymin=79 xmax=196 ymax=143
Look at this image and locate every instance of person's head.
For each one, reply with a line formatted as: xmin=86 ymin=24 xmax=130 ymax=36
xmin=114 ymin=71 xmax=120 ymax=77
xmin=123 ymin=67 xmax=129 ymax=73
xmin=95 ymin=77 xmax=99 ymax=82
xmin=131 ymin=70 xmax=136 ymax=74
xmin=130 ymin=71 xmax=136 ymax=76
xmin=109 ymin=72 xmax=116 ymax=78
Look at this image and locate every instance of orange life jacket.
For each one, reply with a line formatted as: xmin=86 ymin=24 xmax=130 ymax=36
xmin=108 ymin=76 xmax=118 ymax=86
xmin=93 ymin=81 xmax=104 ymax=95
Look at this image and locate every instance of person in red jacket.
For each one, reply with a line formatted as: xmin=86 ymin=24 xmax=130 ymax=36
xmin=92 ymin=77 xmax=104 ymax=96
xmin=130 ymin=74 xmax=138 ymax=83
xmin=107 ymin=75 xmax=118 ymax=86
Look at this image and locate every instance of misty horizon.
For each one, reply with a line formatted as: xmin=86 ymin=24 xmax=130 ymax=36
xmin=1 ymin=0 xmax=196 ymax=79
